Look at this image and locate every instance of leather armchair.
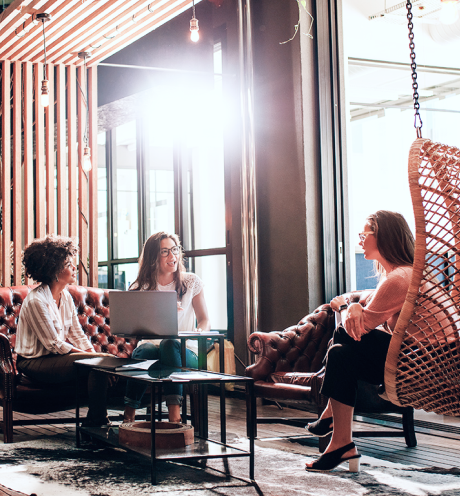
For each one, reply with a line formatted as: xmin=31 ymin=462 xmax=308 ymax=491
xmin=246 ymin=292 xmax=417 ymax=450
xmin=0 ymin=284 xmax=137 ymax=443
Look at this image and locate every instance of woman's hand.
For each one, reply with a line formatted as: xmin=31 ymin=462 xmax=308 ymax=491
xmin=343 ymin=303 xmax=366 ymax=341
xmin=330 ymin=295 xmax=347 ymax=312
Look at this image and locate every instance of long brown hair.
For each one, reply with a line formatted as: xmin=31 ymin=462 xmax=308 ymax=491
xmin=366 ymin=210 xmax=414 ymax=275
xmin=129 ymin=232 xmax=187 ymax=298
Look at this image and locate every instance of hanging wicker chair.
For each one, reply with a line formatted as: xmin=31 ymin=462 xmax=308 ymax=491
xmin=384 ymin=138 xmax=460 ymax=415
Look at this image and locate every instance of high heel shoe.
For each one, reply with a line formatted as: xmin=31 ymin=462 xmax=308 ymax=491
xmin=305 ymin=442 xmax=361 ymax=472
xmin=305 ymin=416 xmax=333 ymax=437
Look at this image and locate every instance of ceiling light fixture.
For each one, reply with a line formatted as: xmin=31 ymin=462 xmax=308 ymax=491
xmin=440 ymin=0 xmax=459 ymax=24
xmin=78 ymin=51 xmax=93 ymax=172
xmin=190 ymin=0 xmax=199 ymax=42
xmin=36 ymin=12 xmax=51 ymax=107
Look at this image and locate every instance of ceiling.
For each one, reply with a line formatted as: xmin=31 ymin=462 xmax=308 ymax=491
xmin=0 ymin=0 xmax=201 ymax=67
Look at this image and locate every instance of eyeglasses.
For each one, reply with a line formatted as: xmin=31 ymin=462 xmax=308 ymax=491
xmin=160 ymin=246 xmax=181 ymax=257
xmin=358 ymin=231 xmax=374 ymax=242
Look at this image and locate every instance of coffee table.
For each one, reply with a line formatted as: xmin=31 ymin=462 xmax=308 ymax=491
xmin=74 ymin=362 xmax=255 ymax=485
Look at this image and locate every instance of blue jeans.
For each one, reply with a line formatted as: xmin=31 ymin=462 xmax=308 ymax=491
xmin=124 ymin=340 xmax=198 ymax=408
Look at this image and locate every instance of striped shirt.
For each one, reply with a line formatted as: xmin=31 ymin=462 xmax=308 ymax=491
xmin=15 ymin=284 xmax=94 ymax=359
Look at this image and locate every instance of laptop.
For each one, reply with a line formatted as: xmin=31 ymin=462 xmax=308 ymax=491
xmin=109 ymin=290 xmax=178 ymax=337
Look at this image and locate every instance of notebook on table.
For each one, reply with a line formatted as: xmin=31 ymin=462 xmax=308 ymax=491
xmin=109 ymin=290 xmax=178 ymax=337
xmin=75 ymin=356 xmax=157 ymax=372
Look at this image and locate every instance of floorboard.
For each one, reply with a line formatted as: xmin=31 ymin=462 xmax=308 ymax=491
xmin=3 ymin=396 xmax=460 ymax=471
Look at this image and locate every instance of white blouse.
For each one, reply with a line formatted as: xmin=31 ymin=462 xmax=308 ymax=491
xmin=15 ymin=284 xmax=94 ymax=358
xmin=139 ymin=272 xmax=204 ymax=352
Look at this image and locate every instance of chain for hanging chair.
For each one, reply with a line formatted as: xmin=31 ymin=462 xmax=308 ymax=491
xmin=405 ymin=1 xmax=423 ymax=138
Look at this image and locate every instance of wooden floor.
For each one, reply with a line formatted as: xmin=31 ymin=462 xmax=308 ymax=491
xmin=3 ymin=394 xmax=460 ymax=471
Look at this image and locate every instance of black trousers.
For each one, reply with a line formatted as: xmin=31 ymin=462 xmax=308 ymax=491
xmin=320 ymin=325 xmax=392 ymax=408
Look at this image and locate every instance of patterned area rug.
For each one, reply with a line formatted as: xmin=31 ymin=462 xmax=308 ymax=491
xmin=2 ymin=432 xmax=460 ymax=496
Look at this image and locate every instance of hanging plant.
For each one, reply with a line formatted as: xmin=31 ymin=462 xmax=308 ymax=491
xmin=280 ymin=0 xmax=314 ymax=44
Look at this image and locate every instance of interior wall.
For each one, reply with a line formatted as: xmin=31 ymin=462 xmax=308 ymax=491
xmin=251 ymin=0 xmax=323 ymax=332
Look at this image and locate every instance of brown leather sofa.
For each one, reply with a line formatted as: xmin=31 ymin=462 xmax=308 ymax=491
xmin=0 ymin=284 xmax=138 ymax=443
xmin=246 ymin=292 xmax=417 ymax=450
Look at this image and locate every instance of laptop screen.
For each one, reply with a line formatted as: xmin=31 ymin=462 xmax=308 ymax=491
xmin=109 ymin=290 xmax=178 ymax=337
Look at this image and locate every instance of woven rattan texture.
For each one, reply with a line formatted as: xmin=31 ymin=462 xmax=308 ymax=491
xmin=385 ymin=138 xmax=460 ymax=415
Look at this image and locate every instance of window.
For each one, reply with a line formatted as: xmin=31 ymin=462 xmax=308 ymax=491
xmin=98 ymin=39 xmax=230 ymax=332
xmin=343 ymin=1 xmax=460 ymax=290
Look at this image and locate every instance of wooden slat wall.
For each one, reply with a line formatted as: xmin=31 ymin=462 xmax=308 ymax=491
xmin=45 ymin=63 xmax=55 ymax=235
xmin=12 ymin=62 xmax=21 ymax=286
xmin=77 ymin=66 xmax=88 ymax=286
xmin=67 ymin=65 xmax=77 ymax=240
xmin=0 ymin=61 xmax=99 ymax=288
xmin=88 ymin=67 xmax=98 ymax=287
xmin=1 ymin=61 xmax=11 ymax=287
xmin=34 ymin=62 xmax=46 ymax=239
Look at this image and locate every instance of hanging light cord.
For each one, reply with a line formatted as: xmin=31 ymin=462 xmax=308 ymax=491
xmin=405 ymin=0 xmax=423 ymax=138
xmin=41 ymin=20 xmax=47 ymax=81
xmin=192 ymin=0 xmax=195 ymax=19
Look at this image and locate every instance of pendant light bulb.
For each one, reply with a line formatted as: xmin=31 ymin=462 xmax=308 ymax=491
xmin=440 ymin=0 xmax=459 ymax=24
xmin=190 ymin=16 xmax=199 ymax=42
xmin=83 ymin=146 xmax=92 ymax=172
xmin=40 ymin=79 xmax=49 ymax=107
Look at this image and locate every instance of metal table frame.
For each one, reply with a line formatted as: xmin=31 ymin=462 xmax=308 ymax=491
xmin=74 ymin=364 xmax=255 ymax=485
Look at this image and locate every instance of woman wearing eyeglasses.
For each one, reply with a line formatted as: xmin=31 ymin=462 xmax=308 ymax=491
xmin=123 ymin=232 xmax=211 ymax=424
xmin=305 ymin=210 xmax=415 ymax=472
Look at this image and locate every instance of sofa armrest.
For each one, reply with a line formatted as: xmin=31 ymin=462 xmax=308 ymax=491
xmin=246 ymin=304 xmax=335 ymax=381
xmin=0 ymin=333 xmax=15 ymax=401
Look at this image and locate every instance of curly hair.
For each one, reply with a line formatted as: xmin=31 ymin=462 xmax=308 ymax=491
xmin=22 ymin=235 xmax=78 ymax=285
xmin=129 ymin=232 xmax=187 ymax=298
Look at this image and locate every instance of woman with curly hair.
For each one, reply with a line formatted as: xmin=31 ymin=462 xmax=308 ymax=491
xmin=123 ymin=231 xmax=210 ymax=424
xmin=15 ymin=235 xmax=112 ymax=427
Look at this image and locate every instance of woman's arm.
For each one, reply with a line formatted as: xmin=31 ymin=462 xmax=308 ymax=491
xmin=192 ymin=289 xmax=211 ymax=332
xmin=330 ymin=295 xmax=366 ymax=341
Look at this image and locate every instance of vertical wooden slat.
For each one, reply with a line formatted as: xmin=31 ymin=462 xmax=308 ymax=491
xmin=77 ymin=66 xmax=88 ymax=286
xmin=67 ymin=65 xmax=77 ymax=239
xmin=23 ymin=62 xmax=33 ymax=252
xmin=12 ymin=62 xmax=21 ymax=286
xmin=45 ymin=63 xmax=55 ymax=235
xmin=34 ymin=62 xmax=45 ymax=239
xmin=56 ymin=64 xmax=66 ymax=235
xmin=1 ymin=61 xmax=11 ymax=287
xmin=88 ymin=66 xmax=98 ymax=287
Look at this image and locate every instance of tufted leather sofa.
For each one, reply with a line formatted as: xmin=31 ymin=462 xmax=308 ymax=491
xmin=0 ymin=284 xmax=138 ymax=443
xmin=246 ymin=292 xmax=417 ymax=450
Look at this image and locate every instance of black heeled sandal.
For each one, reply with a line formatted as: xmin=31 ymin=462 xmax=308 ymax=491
xmin=305 ymin=416 xmax=333 ymax=437
xmin=305 ymin=442 xmax=361 ymax=472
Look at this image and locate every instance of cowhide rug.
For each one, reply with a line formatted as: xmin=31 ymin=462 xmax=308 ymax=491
xmin=1 ymin=432 xmax=460 ymax=496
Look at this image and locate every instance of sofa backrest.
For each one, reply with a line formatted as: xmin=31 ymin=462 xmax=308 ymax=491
xmin=0 ymin=284 xmax=137 ymax=364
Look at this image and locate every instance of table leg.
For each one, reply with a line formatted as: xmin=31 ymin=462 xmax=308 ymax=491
xmin=218 ymin=336 xmax=224 ymax=373
xmin=151 ymin=386 xmax=157 ymax=485
xmin=75 ymin=369 xmax=80 ymax=448
xmin=199 ymin=383 xmax=208 ymax=438
xmin=220 ymin=382 xmax=226 ymax=443
xmin=247 ymin=380 xmax=255 ymax=481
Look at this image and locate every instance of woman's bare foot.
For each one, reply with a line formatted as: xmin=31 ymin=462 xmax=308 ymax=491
xmin=123 ymin=406 xmax=136 ymax=424
xmin=168 ymin=404 xmax=181 ymax=423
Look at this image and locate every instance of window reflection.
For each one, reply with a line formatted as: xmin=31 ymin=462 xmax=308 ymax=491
xmin=113 ymin=121 xmax=138 ymax=260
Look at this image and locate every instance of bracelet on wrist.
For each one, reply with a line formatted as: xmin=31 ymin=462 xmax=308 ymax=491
xmin=338 ymin=304 xmax=348 ymax=312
